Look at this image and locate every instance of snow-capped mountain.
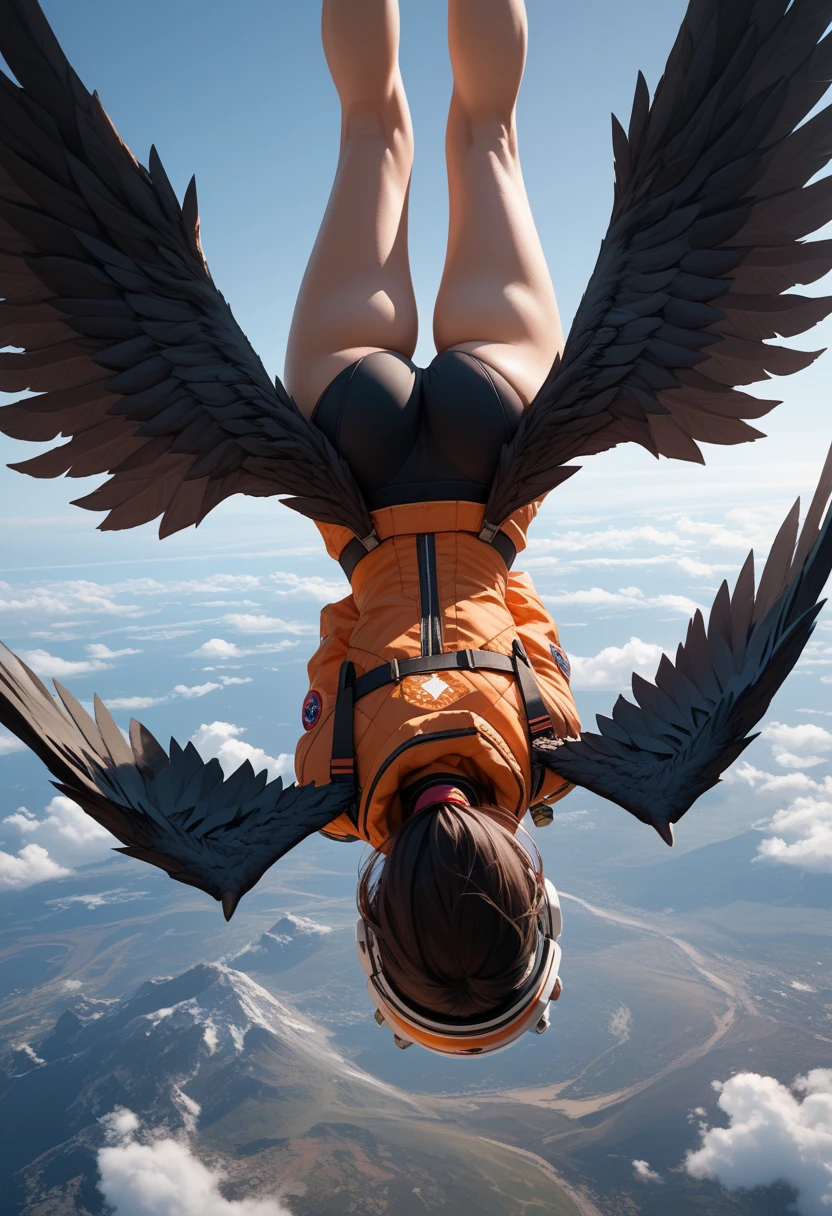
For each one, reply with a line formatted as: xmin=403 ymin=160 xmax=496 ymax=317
xmin=0 ymin=962 xmax=423 ymax=1215
xmin=230 ymin=913 xmax=335 ymax=975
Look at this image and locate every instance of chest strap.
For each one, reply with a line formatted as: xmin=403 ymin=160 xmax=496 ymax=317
xmin=338 ymin=527 xmax=517 ymax=582
xmin=331 ymin=641 xmax=554 ymax=799
xmin=353 ymin=647 xmax=512 ymax=701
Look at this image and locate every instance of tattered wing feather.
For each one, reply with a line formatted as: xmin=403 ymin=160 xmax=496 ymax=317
xmin=0 ymin=641 xmax=356 ymax=918
xmin=484 ymin=0 xmax=832 ymax=533
xmin=0 ymin=0 xmax=373 ymax=541
xmin=537 ymin=442 xmax=832 ymax=844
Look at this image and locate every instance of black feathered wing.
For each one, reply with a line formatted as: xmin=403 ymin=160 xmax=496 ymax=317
xmin=0 ymin=643 xmax=356 ymax=919
xmin=536 ymin=443 xmax=832 ymax=845
xmin=483 ymin=0 xmax=832 ymax=534
xmin=0 ymin=0 xmax=374 ymax=541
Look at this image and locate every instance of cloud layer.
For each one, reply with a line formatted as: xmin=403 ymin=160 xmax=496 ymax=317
xmin=762 ymin=722 xmax=832 ymax=770
xmin=685 ymin=1070 xmax=832 ymax=1216
xmin=0 ymin=842 xmax=71 ymax=890
xmin=756 ymin=797 xmax=832 ymax=873
xmin=97 ymin=1108 xmax=292 ymax=1216
xmin=0 ymin=795 xmax=117 ymax=891
xmin=189 ymin=722 xmax=293 ymax=783
xmin=569 ymin=636 xmax=666 ymax=690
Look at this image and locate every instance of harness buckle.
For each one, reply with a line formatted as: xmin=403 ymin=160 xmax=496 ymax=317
xmin=459 ymin=649 xmax=476 ymax=671
xmin=359 ymin=530 xmax=380 ymax=553
xmin=390 ymin=657 xmax=401 ymax=683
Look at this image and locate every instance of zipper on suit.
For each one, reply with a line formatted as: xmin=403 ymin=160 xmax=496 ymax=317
xmin=416 ymin=533 xmax=442 ymax=657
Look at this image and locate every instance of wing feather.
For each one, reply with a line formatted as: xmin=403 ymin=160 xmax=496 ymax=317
xmin=0 ymin=640 xmax=356 ymax=918
xmin=537 ymin=442 xmax=832 ymax=843
xmin=483 ymin=0 xmax=832 ymax=533
xmin=0 ymin=0 xmax=373 ymax=541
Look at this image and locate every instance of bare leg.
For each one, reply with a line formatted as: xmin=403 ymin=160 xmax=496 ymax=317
xmin=433 ymin=0 xmax=563 ymax=405
xmin=285 ymin=0 xmax=417 ymax=417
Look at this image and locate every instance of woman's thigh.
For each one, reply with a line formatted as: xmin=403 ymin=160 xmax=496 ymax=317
xmin=433 ymin=0 xmax=563 ymax=406
xmin=285 ymin=0 xmax=417 ymax=417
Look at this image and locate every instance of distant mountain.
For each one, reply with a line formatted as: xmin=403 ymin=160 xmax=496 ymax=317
xmin=0 ymin=961 xmax=582 ymax=1216
xmin=606 ymin=831 xmax=832 ymax=912
xmin=230 ymin=913 xmax=335 ymax=975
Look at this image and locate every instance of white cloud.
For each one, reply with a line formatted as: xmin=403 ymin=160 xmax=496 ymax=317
xmin=773 ymin=753 xmax=830 ymax=770
xmin=107 ymin=695 xmax=168 ymax=711
xmin=632 ymin=1160 xmax=663 ymax=1184
xmin=85 ymin=644 xmax=143 ymax=660
xmin=568 ymin=554 xmax=730 ymax=578
xmin=0 ymin=730 xmax=26 ymax=756
xmin=725 ymin=762 xmax=832 ymax=799
xmin=193 ymin=600 xmax=261 ymax=608
xmin=676 ymin=556 xmax=724 ymax=578
xmin=190 ymin=638 xmax=297 ymax=660
xmin=756 ymin=797 xmax=832 ymax=873
xmin=724 ymin=763 xmax=832 ymax=872
xmin=111 ymin=574 xmax=262 ymax=596
xmin=222 ymin=614 xmax=314 ymax=635
xmin=610 ymin=1005 xmax=632 ymax=1043
xmin=270 ymin=572 xmax=348 ymax=601
xmin=0 ymin=581 xmax=143 ymax=618
xmin=93 ymin=676 xmax=250 ymax=713
xmin=18 ymin=649 xmax=112 ymax=678
xmin=529 ymin=525 xmax=687 ymax=554
xmin=189 ymin=722 xmax=293 ymax=783
xmin=125 ymin=629 xmax=196 ymax=642
xmin=2 ymin=795 xmax=116 ymax=880
xmin=685 ymin=1070 xmax=832 ymax=1215
xmin=569 ymin=637 xmax=666 ymax=690
xmin=762 ymin=722 xmax=832 ymax=770
xmin=173 ymin=683 xmax=221 ymax=700
xmin=97 ymin=1108 xmax=292 ymax=1216
xmin=0 ymin=843 xmax=71 ymax=890
xmin=47 ymin=888 xmax=148 ymax=911
xmin=676 ymin=507 xmax=780 ymax=551
xmin=544 ymin=586 xmax=701 ymax=617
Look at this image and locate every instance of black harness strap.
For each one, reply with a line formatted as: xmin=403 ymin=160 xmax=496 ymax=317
xmin=353 ymin=649 xmax=515 ymax=702
xmin=338 ymin=537 xmax=371 ymax=582
xmin=511 ymin=640 xmax=556 ymax=741
xmin=490 ymin=529 xmax=517 ymax=571
xmin=330 ymin=660 xmax=357 ymax=784
xmin=511 ymin=640 xmax=555 ymax=799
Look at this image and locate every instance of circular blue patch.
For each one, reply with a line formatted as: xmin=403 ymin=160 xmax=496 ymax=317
xmin=550 ymin=643 xmax=572 ymax=683
xmin=302 ymin=690 xmax=323 ymax=732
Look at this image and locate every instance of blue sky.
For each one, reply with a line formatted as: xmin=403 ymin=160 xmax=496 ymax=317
xmin=1 ymin=1 xmax=832 ymax=892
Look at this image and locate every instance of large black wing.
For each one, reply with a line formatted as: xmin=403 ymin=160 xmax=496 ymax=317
xmin=0 ymin=643 xmax=355 ymax=919
xmin=0 ymin=0 xmax=374 ymax=541
xmin=536 ymin=443 xmax=832 ymax=846
xmin=483 ymin=0 xmax=832 ymax=535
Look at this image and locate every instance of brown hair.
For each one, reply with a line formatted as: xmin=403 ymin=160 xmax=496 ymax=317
xmin=357 ymin=803 xmax=543 ymax=1018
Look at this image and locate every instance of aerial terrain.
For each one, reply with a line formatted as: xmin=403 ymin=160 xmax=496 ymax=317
xmin=1 ymin=461 xmax=830 ymax=1215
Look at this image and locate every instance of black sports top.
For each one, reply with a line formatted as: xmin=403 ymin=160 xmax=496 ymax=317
xmin=311 ymin=349 xmax=524 ymax=510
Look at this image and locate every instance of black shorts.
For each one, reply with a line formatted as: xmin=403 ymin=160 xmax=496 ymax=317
xmin=311 ymin=349 xmax=524 ymax=510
